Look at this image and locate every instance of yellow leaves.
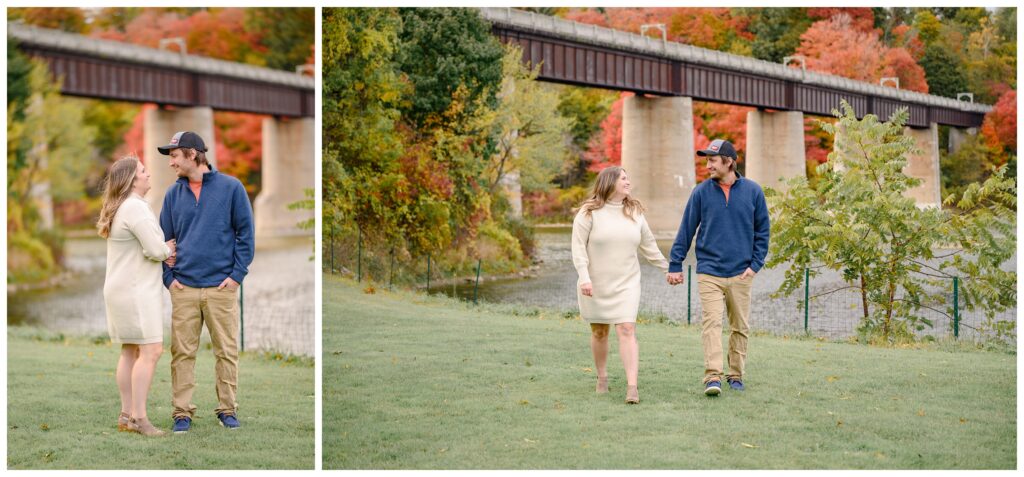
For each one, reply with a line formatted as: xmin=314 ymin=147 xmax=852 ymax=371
xmin=917 ymin=409 xmax=926 ymax=417
xmin=582 ymin=367 xmax=593 ymax=374
xmin=836 ymin=420 xmax=844 ymax=427
xmin=523 ymin=438 xmax=537 ymax=444
xmin=39 ymin=423 xmax=49 ymax=431
xmin=519 ymin=400 xmax=530 ymax=406
xmin=959 ymin=418 xmax=968 ymax=424
xmin=826 ymin=375 xmax=840 ymax=383
xmin=363 ymin=286 xmax=376 ymax=294
xmin=741 ymin=443 xmax=759 ymax=449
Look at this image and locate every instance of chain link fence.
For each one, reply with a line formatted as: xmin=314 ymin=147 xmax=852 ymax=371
xmin=325 ymin=224 xmax=1016 ymax=346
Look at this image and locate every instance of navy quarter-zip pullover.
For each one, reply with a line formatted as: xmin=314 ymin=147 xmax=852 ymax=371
xmin=159 ymin=168 xmax=255 ymax=288
xmin=668 ymin=173 xmax=770 ymax=277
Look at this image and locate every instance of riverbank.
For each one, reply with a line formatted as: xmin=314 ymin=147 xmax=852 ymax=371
xmin=6 ymin=327 xmax=314 ymax=469
xmin=323 ymin=275 xmax=1015 ymax=469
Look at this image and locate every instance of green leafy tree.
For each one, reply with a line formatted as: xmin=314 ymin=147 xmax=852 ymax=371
xmin=743 ymin=7 xmax=812 ymax=63
xmin=919 ymin=43 xmax=969 ymax=98
xmin=245 ymin=8 xmax=316 ymax=71
xmin=766 ymin=101 xmax=1016 ymax=343
xmin=395 ymin=7 xmax=504 ymax=132
xmin=322 ymin=7 xmax=407 ymax=246
xmin=486 ymin=45 xmax=574 ymax=193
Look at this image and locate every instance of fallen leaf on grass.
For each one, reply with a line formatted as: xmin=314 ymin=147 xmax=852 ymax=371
xmin=826 ymin=376 xmax=839 ymax=383
xmin=959 ymin=418 xmax=968 ymax=424
xmin=836 ymin=420 xmax=843 ymax=427
xmin=39 ymin=424 xmax=49 ymax=431
xmin=524 ymin=438 xmax=537 ymax=444
xmin=519 ymin=400 xmax=530 ymax=406
xmin=582 ymin=367 xmax=593 ymax=374
xmin=363 ymin=286 xmax=376 ymax=294
xmin=917 ymin=409 xmax=926 ymax=417
xmin=439 ymin=448 xmax=448 ymax=453
xmin=741 ymin=443 xmax=759 ymax=449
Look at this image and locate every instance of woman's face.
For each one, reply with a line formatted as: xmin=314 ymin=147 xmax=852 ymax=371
xmin=132 ymin=162 xmax=151 ymax=196
xmin=613 ymin=170 xmax=631 ymax=198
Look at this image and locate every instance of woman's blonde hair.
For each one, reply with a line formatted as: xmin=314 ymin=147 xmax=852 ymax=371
xmin=578 ymin=166 xmax=645 ymax=221
xmin=96 ymin=155 xmax=141 ymax=239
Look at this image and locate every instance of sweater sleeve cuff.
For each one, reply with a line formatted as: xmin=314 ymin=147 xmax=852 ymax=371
xmin=750 ymin=262 xmax=763 ymax=273
xmin=668 ymin=262 xmax=683 ymax=273
xmin=230 ymin=270 xmax=247 ymax=285
xmin=576 ymin=268 xmax=591 ymax=284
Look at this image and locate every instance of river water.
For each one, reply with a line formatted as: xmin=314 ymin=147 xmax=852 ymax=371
xmin=7 ymin=236 xmax=315 ymax=357
xmin=431 ymin=226 xmax=1017 ymax=342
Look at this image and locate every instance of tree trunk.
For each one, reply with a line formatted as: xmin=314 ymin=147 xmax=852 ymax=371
xmin=859 ymin=274 xmax=869 ymax=323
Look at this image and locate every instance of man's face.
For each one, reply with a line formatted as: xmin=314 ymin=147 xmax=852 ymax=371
xmin=168 ymin=148 xmax=194 ymax=178
xmin=705 ymin=155 xmax=732 ymax=180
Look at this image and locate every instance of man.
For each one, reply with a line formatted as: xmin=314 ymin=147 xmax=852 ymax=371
xmin=158 ymin=131 xmax=255 ymax=432
xmin=666 ymin=139 xmax=770 ymax=396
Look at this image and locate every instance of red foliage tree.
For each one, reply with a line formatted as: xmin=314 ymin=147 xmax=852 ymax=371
xmin=980 ymin=89 xmax=1016 ymax=155
xmin=806 ymin=8 xmax=875 ymax=32
xmin=797 ymin=14 xmax=928 ymax=93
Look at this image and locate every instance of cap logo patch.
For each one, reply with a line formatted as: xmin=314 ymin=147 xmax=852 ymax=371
xmin=710 ymin=144 xmax=719 ymax=151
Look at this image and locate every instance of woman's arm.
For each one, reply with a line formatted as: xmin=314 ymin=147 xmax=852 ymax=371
xmin=639 ymin=216 xmax=669 ymax=272
xmin=126 ymin=202 xmax=172 ymax=262
xmin=571 ymin=210 xmax=593 ymax=285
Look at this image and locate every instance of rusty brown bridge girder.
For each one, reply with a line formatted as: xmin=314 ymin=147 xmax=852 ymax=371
xmin=492 ymin=26 xmax=986 ymax=129
xmin=10 ymin=24 xmax=314 ymax=118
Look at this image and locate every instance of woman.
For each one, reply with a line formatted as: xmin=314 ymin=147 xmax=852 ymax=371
xmin=571 ymin=166 xmax=669 ymax=404
xmin=97 ymin=155 xmax=176 ymax=437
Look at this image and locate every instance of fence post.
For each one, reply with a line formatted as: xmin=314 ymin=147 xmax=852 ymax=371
xmin=953 ymin=276 xmax=960 ymax=339
xmin=239 ymin=282 xmax=245 ymax=352
xmin=474 ymin=259 xmax=482 ymax=305
xmin=426 ymin=255 xmax=431 ymax=291
xmin=803 ymin=268 xmax=810 ymax=334
xmin=686 ymin=265 xmax=692 ymax=325
xmin=389 ymin=247 xmax=395 ymax=291
xmin=357 ymin=227 xmax=363 ymax=282
xmin=330 ymin=223 xmax=335 ymax=274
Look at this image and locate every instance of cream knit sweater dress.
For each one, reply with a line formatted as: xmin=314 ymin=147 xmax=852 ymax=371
xmin=571 ymin=201 xmax=669 ymax=324
xmin=102 ymin=194 xmax=172 ymax=344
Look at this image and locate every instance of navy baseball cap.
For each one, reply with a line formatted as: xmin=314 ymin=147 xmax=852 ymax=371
xmin=696 ymin=139 xmax=737 ymax=160
xmin=157 ymin=131 xmax=208 ymax=155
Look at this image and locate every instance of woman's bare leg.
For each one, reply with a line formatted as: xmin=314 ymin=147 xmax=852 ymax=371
xmin=116 ymin=345 xmax=138 ymax=415
xmin=130 ymin=343 xmax=163 ymax=420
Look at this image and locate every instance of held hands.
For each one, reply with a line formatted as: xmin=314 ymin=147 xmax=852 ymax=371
xmin=666 ymin=272 xmax=684 ymax=286
xmin=219 ymin=277 xmax=239 ymax=290
xmin=580 ymin=282 xmax=593 ymax=297
xmin=164 ymin=239 xmax=177 ymax=267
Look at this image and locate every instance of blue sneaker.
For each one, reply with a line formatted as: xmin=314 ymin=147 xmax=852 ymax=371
xmin=217 ymin=412 xmax=240 ymax=429
xmin=727 ymin=378 xmax=745 ymax=391
xmin=172 ymin=417 xmax=191 ymax=434
xmin=704 ymin=380 xmax=722 ymax=396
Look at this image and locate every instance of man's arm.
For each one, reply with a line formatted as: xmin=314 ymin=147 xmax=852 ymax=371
xmin=228 ymin=180 xmax=255 ymax=285
xmin=750 ymin=186 xmax=770 ymax=273
xmin=159 ymin=190 xmax=176 ymax=288
xmin=668 ymin=188 xmax=702 ymax=273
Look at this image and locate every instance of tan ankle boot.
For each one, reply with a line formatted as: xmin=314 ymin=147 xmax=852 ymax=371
xmin=129 ymin=417 xmax=167 ymax=437
xmin=626 ymin=385 xmax=639 ymax=404
xmin=596 ymin=376 xmax=609 ymax=394
xmin=118 ymin=412 xmax=133 ymax=432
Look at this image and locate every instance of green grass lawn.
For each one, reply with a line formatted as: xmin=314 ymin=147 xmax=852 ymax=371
xmin=7 ymin=328 xmax=314 ymax=469
xmin=323 ymin=275 xmax=1016 ymax=470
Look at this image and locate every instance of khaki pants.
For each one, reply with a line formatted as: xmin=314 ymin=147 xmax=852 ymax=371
xmin=696 ymin=273 xmax=752 ymax=384
xmin=170 ymin=284 xmax=240 ymax=418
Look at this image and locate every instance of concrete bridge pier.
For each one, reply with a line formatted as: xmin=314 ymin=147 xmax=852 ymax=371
xmin=948 ymin=126 xmax=978 ymax=154
xmin=904 ymin=123 xmax=942 ymax=208
xmin=254 ymin=116 xmax=315 ymax=237
xmin=745 ymin=110 xmax=806 ymax=191
xmin=143 ymin=106 xmax=217 ymax=214
xmin=621 ymin=95 xmax=695 ymax=237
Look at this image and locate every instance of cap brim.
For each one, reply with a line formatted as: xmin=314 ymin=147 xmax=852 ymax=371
xmin=157 ymin=145 xmax=178 ymax=155
xmin=696 ymin=149 xmax=716 ymax=156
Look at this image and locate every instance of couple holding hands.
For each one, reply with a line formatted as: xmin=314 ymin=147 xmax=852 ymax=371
xmin=97 ymin=131 xmax=255 ymax=435
xmin=571 ymin=139 xmax=771 ymax=404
